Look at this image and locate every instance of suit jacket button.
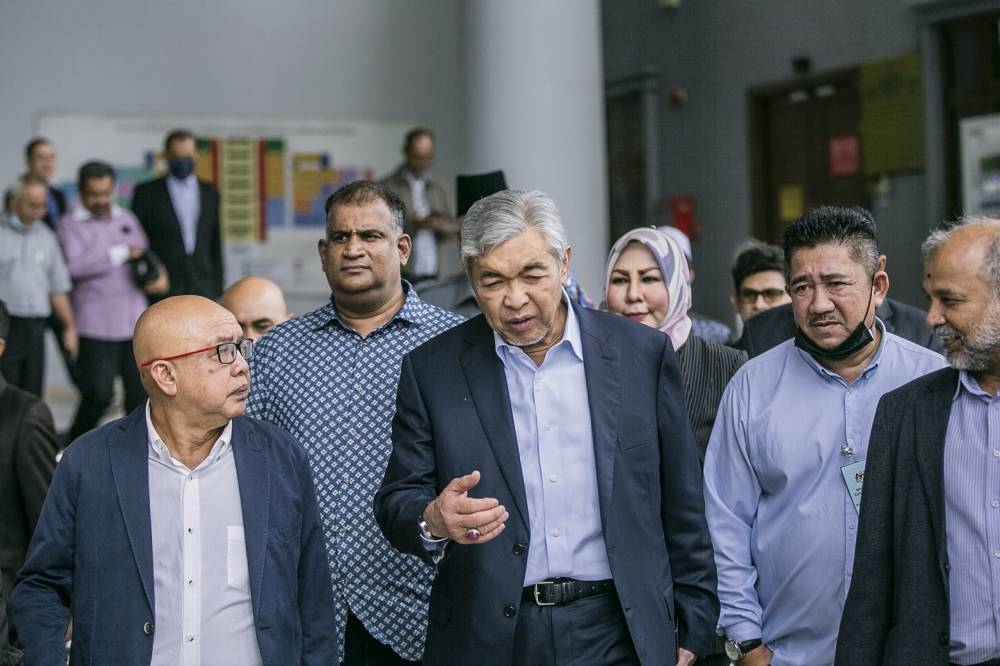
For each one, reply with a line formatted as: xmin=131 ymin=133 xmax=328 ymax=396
xmin=503 ymin=604 xmax=516 ymax=617
xmin=143 ymin=622 xmax=154 ymax=635
xmin=512 ymin=544 xmax=525 ymax=556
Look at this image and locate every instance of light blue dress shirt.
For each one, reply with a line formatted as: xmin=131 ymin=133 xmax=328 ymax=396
xmin=166 ymin=174 xmax=200 ymax=255
xmin=704 ymin=323 xmax=945 ymax=666
xmin=944 ymin=371 xmax=1000 ymax=664
xmin=494 ymin=296 xmax=613 ymax=586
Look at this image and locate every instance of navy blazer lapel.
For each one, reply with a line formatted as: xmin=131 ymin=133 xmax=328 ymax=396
xmin=914 ymin=369 xmax=959 ymax=579
xmin=108 ymin=409 xmax=155 ymax=612
xmin=576 ymin=308 xmax=621 ymax=527
xmin=232 ymin=417 xmax=270 ymax=612
xmin=460 ymin=318 xmax=530 ymax=528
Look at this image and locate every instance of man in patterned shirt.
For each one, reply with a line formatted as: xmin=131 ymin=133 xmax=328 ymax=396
xmin=246 ymin=180 xmax=462 ymax=664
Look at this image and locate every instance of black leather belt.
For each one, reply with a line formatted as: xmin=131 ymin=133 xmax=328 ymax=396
xmin=521 ymin=578 xmax=615 ymax=607
xmin=951 ymin=661 xmax=1000 ymax=666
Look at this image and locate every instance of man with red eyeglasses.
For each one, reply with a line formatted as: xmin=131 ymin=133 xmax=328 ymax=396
xmin=13 ymin=295 xmax=338 ymax=666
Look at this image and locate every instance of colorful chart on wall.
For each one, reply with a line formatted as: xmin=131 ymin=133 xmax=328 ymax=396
xmin=36 ymin=113 xmax=412 ymax=301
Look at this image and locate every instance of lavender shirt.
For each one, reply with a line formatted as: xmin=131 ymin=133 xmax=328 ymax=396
xmin=944 ymin=371 xmax=1000 ymax=664
xmin=56 ymin=205 xmax=149 ymax=341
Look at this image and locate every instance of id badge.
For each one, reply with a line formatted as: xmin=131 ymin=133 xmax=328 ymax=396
xmin=841 ymin=459 xmax=866 ymax=514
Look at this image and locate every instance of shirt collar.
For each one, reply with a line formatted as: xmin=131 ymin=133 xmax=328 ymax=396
xmin=954 ymin=370 xmax=997 ymax=402
xmin=71 ymin=203 xmax=124 ymax=222
xmin=401 ymin=168 xmax=425 ymax=185
xmin=166 ymin=173 xmax=197 ymax=188
xmin=797 ymin=317 xmax=888 ymax=383
xmin=145 ymin=400 xmax=233 ymax=468
xmin=313 ymin=281 xmax=430 ymax=332
xmin=493 ymin=290 xmax=582 ymax=366
xmin=5 ymin=215 xmax=34 ymax=233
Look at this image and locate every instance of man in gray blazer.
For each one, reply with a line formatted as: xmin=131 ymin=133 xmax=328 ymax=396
xmin=836 ymin=217 xmax=1000 ymax=664
xmin=379 ymin=128 xmax=458 ymax=280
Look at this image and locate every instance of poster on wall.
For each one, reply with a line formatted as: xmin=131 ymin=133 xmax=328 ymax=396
xmin=36 ymin=113 xmax=413 ymax=304
xmin=960 ymin=113 xmax=1000 ymax=216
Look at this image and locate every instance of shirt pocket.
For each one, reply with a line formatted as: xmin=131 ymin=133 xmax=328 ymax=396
xmin=227 ymin=525 xmax=251 ymax=593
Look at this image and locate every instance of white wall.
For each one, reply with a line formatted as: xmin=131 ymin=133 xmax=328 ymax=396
xmin=0 ymin=0 xmax=466 ymax=187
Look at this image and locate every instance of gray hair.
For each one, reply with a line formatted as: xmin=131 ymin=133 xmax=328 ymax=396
xmin=922 ymin=216 xmax=1000 ymax=292
xmin=460 ymin=190 xmax=569 ymax=273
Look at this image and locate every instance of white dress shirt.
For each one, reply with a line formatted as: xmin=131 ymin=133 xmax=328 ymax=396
xmin=146 ymin=403 xmax=263 ymax=666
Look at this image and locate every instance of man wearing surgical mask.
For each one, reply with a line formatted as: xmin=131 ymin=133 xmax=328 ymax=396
xmin=132 ymin=128 xmax=223 ymax=300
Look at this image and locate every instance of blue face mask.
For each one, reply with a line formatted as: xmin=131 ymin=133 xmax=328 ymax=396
xmin=168 ymin=157 xmax=195 ymax=180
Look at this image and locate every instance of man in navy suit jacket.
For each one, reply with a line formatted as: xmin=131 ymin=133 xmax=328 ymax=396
xmin=376 ymin=190 xmax=718 ymax=665
xmin=12 ymin=296 xmax=336 ymax=665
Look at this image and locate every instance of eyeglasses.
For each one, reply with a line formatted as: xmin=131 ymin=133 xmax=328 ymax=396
xmin=738 ymin=287 xmax=787 ymax=304
xmin=140 ymin=338 xmax=253 ymax=368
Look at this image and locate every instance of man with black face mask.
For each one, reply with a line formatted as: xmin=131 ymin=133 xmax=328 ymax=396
xmin=132 ymin=128 xmax=223 ymax=299
xmin=703 ymin=206 xmax=947 ymax=666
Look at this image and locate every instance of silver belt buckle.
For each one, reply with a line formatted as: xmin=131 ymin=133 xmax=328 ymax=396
xmin=533 ymin=581 xmax=556 ymax=606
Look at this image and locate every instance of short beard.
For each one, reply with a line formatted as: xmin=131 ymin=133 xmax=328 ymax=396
xmin=503 ymin=325 xmax=549 ymax=349
xmin=936 ymin=314 xmax=1000 ymax=373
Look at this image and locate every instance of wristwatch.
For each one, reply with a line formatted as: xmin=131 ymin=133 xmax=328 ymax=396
xmin=418 ymin=518 xmax=439 ymax=540
xmin=724 ymin=638 xmax=763 ymax=661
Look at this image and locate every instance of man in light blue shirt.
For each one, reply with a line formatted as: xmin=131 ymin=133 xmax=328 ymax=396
xmin=704 ymin=206 xmax=946 ymax=666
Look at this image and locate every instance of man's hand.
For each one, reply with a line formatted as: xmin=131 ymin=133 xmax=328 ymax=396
xmin=143 ymin=268 xmax=170 ymax=295
xmin=676 ymin=647 xmax=697 ymax=665
xmin=61 ymin=326 xmax=78 ymax=362
xmin=423 ymin=470 xmax=508 ymax=545
xmin=128 ymin=246 xmax=146 ymax=260
xmin=415 ymin=213 xmax=449 ymax=233
xmin=738 ymin=644 xmax=772 ymax=666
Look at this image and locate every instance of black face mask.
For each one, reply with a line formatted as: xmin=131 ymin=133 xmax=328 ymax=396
xmin=794 ymin=279 xmax=876 ymax=361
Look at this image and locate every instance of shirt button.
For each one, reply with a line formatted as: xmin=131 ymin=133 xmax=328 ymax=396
xmin=550 ymin=528 xmax=560 ymax=537
xmin=993 ymin=500 xmax=999 ymax=508
xmin=548 ymin=474 xmax=558 ymax=483
xmin=187 ymin=579 xmax=194 ymax=587
xmin=339 ymin=576 xmax=347 ymax=586
xmin=187 ymin=635 xmax=195 ymax=643
xmin=849 ymin=523 xmax=857 ymax=530
xmin=543 ymin=424 xmax=551 ymax=431
xmin=993 ymin=551 xmax=1000 ymax=558
xmin=503 ymin=604 xmax=516 ymax=617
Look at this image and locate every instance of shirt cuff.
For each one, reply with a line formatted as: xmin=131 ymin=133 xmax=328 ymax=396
xmin=108 ymin=244 xmax=130 ymax=267
xmin=723 ymin=620 xmax=763 ymax=643
xmin=419 ymin=531 xmax=450 ymax=564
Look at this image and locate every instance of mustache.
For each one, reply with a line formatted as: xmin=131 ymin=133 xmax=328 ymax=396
xmin=935 ymin=324 xmax=961 ymax=340
xmin=808 ymin=315 xmax=842 ymax=326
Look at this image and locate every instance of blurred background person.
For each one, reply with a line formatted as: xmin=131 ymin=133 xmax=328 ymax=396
xmin=219 ymin=276 xmax=292 ymax=343
xmin=380 ymin=127 xmax=457 ymax=282
xmin=131 ymin=129 xmax=223 ymax=300
xmin=23 ymin=137 xmax=65 ymax=230
xmin=56 ymin=161 xmax=164 ymax=441
xmin=0 ymin=175 xmax=76 ymax=397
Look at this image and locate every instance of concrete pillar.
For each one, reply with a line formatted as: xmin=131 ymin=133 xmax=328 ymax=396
xmin=463 ymin=0 xmax=608 ymax=297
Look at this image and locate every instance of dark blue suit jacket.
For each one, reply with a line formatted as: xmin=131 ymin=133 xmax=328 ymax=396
xmin=375 ymin=306 xmax=719 ymax=664
xmin=12 ymin=409 xmax=337 ymax=666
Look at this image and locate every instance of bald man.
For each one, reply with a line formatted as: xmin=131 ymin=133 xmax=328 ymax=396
xmin=219 ymin=276 xmax=292 ymax=342
xmin=13 ymin=296 xmax=337 ymax=666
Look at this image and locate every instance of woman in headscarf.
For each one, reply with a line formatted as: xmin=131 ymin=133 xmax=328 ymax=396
xmin=603 ymin=226 xmax=746 ymax=461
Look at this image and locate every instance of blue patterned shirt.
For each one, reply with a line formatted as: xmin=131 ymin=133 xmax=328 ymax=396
xmin=246 ymin=284 xmax=462 ymax=661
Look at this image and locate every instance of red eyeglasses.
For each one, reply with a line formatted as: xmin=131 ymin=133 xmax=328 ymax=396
xmin=140 ymin=338 xmax=253 ymax=368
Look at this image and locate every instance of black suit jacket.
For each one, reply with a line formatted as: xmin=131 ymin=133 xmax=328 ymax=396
xmin=375 ymin=306 xmax=719 ymax=664
xmin=834 ymin=367 xmax=958 ymax=665
xmin=131 ymin=176 xmax=223 ymax=299
xmin=0 ymin=374 xmax=58 ymax=575
xmin=42 ymin=186 xmax=66 ymax=231
xmin=733 ymin=298 xmax=943 ymax=357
